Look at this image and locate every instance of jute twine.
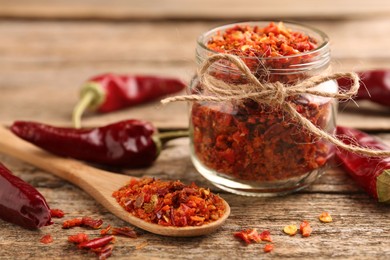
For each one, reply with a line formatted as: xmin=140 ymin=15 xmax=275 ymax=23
xmin=162 ymin=53 xmax=390 ymax=157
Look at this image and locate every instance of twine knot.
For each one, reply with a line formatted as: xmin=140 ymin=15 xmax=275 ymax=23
xmin=161 ymin=53 xmax=390 ymax=157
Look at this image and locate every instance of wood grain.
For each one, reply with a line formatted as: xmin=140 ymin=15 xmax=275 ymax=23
xmin=0 ymin=3 xmax=390 ymax=259
xmin=0 ymin=0 xmax=389 ymax=20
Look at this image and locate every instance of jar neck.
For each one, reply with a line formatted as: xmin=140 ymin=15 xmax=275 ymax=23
xmin=195 ymin=21 xmax=330 ymax=84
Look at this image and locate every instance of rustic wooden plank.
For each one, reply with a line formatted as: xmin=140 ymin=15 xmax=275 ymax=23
xmin=0 ymin=135 xmax=389 ymax=259
xmin=1 ymin=19 xmax=390 ymax=64
xmin=0 ymin=61 xmax=389 ymax=130
xmin=0 ymin=0 xmax=389 ymax=20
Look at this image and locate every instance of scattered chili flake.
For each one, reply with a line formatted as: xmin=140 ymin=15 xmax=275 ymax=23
xmin=62 ymin=218 xmax=83 ymax=229
xmin=283 ymin=225 xmax=298 ymax=236
xmin=50 ymin=208 xmax=65 ymax=218
xmin=68 ymin=233 xmax=89 ymax=244
xmin=300 ymin=221 xmax=312 ymax=237
xmin=40 ymin=234 xmax=53 ymax=244
xmin=78 ymin=235 xmax=115 ymax=250
xmin=93 ymin=244 xmax=114 ymax=260
xmin=82 ymin=217 xmax=104 ymax=229
xmin=263 ymin=244 xmax=274 ymax=253
xmin=234 ymin=228 xmax=263 ymax=244
xmin=111 ymin=227 xmax=137 ymax=238
xmin=319 ymin=212 xmax=333 ymax=223
xmin=112 ymin=177 xmax=225 ymax=227
xmin=259 ymin=230 xmax=272 ymax=242
xmin=100 ymin=225 xmax=112 ymax=236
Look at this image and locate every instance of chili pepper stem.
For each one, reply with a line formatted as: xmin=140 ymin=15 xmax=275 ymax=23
xmin=72 ymin=83 xmax=105 ymax=129
xmin=377 ymin=170 xmax=390 ymax=203
xmin=156 ymin=130 xmax=189 ymax=144
xmin=152 ymin=130 xmax=189 ymax=156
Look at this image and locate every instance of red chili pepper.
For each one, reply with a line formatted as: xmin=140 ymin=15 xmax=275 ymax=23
xmin=337 ymin=69 xmax=390 ymax=107
xmin=0 ymin=162 xmax=52 ymax=229
xmin=336 ymin=126 xmax=390 ymax=203
xmin=78 ymin=235 xmax=115 ymax=249
xmin=11 ymin=120 xmax=187 ymax=168
xmin=72 ymin=73 xmax=186 ymax=128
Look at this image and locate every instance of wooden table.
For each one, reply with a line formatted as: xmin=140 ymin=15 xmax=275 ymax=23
xmin=0 ymin=1 xmax=390 ymax=259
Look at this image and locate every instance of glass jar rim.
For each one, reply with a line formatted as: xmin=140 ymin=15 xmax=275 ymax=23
xmin=197 ymin=21 xmax=330 ymax=61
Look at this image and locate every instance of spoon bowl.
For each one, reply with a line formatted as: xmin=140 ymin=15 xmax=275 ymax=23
xmin=0 ymin=126 xmax=230 ymax=237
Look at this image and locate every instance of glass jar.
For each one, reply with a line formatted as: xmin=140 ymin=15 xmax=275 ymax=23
xmin=189 ymin=21 xmax=338 ymax=196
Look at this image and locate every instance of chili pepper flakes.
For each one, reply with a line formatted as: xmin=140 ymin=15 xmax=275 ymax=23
xmin=112 ymin=177 xmax=225 ymax=227
xmin=319 ymin=212 xmax=333 ymax=223
xmin=68 ymin=233 xmax=89 ymax=244
xmin=62 ymin=217 xmax=104 ymax=229
xmin=82 ymin=217 xmax=104 ymax=229
xmin=40 ymin=234 xmax=53 ymax=244
xmin=283 ymin=224 xmax=298 ymax=236
xmin=50 ymin=209 xmax=65 ymax=218
xmin=263 ymin=244 xmax=274 ymax=253
xmin=111 ymin=227 xmax=137 ymax=238
xmin=100 ymin=225 xmax=112 ymax=236
xmin=234 ymin=228 xmax=272 ymax=244
xmin=191 ymin=22 xmax=333 ymax=184
xmin=63 ymin=218 xmax=83 ymax=229
xmin=207 ymin=22 xmax=317 ymax=59
xmin=300 ymin=221 xmax=312 ymax=237
xmin=78 ymin=235 xmax=115 ymax=250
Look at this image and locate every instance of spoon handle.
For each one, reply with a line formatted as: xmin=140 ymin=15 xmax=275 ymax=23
xmin=0 ymin=126 xmax=130 ymax=198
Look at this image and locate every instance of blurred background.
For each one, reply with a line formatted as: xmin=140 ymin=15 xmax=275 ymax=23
xmin=0 ymin=0 xmax=389 ymax=128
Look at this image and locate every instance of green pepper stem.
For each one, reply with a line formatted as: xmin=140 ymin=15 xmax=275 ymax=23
xmin=72 ymin=82 xmax=105 ymax=129
xmin=156 ymin=130 xmax=189 ymax=144
xmin=72 ymin=91 xmax=95 ymax=129
xmin=152 ymin=130 xmax=189 ymax=157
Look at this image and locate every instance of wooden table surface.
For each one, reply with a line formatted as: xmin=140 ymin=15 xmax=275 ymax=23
xmin=1 ymin=1 xmax=390 ymax=259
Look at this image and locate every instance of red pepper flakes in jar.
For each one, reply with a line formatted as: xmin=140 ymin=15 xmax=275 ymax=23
xmin=112 ymin=177 xmax=225 ymax=227
xmin=189 ymin=21 xmax=337 ymax=195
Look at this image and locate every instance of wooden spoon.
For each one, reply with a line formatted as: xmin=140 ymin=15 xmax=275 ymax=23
xmin=0 ymin=126 xmax=230 ymax=237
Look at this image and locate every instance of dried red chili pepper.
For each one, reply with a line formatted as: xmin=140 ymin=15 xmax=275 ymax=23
xmin=336 ymin=126 xmax=390 ymax=203
xmin=112 ymin=177 xmax=225 ymax=227
xmin=40 ymin=234 xmax=53 ymax=244
xmin=78 ymin=235 xmax=115 ymax=249
xmin=68 ymin=233 xmax=89 ymax=244
xmin=50 ymin=208 xmax=65 ymax=218
xmin=11 ymin=120 xmax=188 ymax=168
xmin=72 ymin=73 xmax=186 ymax=128
xmin=0 ymin=162 xmax=52 ymax=229
xmin=337 ymin=69 xmax=390 ymax=107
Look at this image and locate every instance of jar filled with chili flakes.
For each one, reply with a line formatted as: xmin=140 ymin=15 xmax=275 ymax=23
xmin=189 ymin=21 xmax=338 ymax=196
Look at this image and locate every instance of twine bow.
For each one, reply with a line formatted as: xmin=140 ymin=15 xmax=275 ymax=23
xmin=162 ymin=53 xmax=390 ymax=157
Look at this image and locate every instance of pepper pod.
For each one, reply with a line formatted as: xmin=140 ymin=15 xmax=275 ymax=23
xmin=336 ymin=126 xmax=390 ymax=203
xmin=337 ymin=69 xmax=390 ymax=107
xmin=11 ymin=120 xmax=188 ymax=168
xmin=0 ymin=162 xmax=52 ymax=229
xmin=72 ymin=73 xmax=186 ymax=128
